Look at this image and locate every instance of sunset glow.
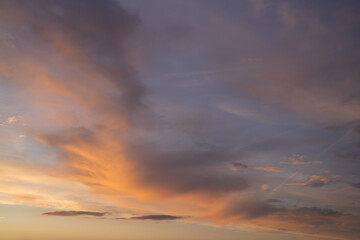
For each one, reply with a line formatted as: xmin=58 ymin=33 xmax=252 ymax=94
xmin=0 ymin=1 xmax=360 ymax=240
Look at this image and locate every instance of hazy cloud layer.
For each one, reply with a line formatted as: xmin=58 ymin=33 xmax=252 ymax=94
xmin=0 ymin=0 xmax=360 ymax=239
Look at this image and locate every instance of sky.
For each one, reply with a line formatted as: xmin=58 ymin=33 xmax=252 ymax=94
xmin=0 ymin=0 xmax=360 ymax=240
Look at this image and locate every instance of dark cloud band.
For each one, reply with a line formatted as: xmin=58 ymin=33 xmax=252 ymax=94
xmin=42 ymin=211 xmax=107 ymax=217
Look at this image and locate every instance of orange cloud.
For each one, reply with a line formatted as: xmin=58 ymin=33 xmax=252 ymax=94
xmin=10 ymin=194 xmax=38 ymax=202
xmin=281 ymin=154 xmax=322 ymax=165
xmin=253 ymin=166 xmax=285 ymax=172
xmin=292 ymin=175 xmax=337 ymax=188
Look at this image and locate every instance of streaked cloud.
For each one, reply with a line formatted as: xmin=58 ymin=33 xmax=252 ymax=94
xmin=267 ymin=198 xmax=282 ymax=203
xmin=42 ymin=211 xmax=107 ymax=217
xmin=253 ymin=166 xmax=285 ymax=173
xmin=129 ymin=215 xmax=184 ymax=221
xmin=217 ymin=104 xmax=273 ymax=123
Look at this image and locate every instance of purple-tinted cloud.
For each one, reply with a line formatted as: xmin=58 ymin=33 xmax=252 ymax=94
xmin=42 ymin=211 xmax=107 ymax=217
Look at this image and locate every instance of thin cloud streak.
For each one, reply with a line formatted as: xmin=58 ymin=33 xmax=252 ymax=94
xmin=42 ymin=211 xmax=107 ymax=217
xmin=121 ymin=215 xmax=185 ymax=221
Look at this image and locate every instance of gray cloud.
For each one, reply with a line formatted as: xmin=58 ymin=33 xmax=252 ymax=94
xmin=215 ymin=197 xmax=354 ymax=222
xmin=335 ymin=152 xmax=360 ymax=161
xmin=219 ymin=1 xmax=360 ymax=124
xmin=326 ymin=120 xmax=360 ymax=134
xmin=213 ymin=198 xmax=360 ymax=238
xmin=127 ymin=146 xmax=249 ymax=197
xmin=231 ymin=162 xmax=248 ymax=170
xmin=0 ymin=0 xmax=144 ymax=117
xmin=42 ymin=211 xmax=107 ymax=217
xmin=267 ymin=198 xmax=282 ymax=203
xmin=350 ymin=182 xmax=360 ymax=189
xmin=217 ymin=199 xmax=281 ymax=220
xmin=130 ymin=214 xmax=184 ymax=221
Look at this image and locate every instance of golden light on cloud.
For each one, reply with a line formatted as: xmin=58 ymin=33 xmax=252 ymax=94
xmin=0 ymin=0 xmax=360 ymax=240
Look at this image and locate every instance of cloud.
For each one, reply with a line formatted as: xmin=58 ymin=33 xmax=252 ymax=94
xmin=0 ymin=0 xmax=144 ymax=121
xmin=326 ymin=120 xmax=360 ymax=134
xmin=335 ymin=152 xmax=360 ymax=161
xmin=6 ymin=116 xmax=17 ymax=124
xmin=42 ymin=211 xmax=107 ymax=217
xmin=10 ymin=194 xmax=38 ymax=202
xmin=294 ymin=175 xmax=337 ymax=188
xmin=130 ymin=214 xmax=184 ymax=221
xmin=34 ymin=126 xmax=249 ymax=206
xmin=211 ymin=198 xmax=360 ymax=239
xmin=214 ymin=199 xmax=348 ymax=223
xmin=0 ymin=1 xmax=360 ymax=239
xmin=350 ymin=182 xmax=360 ymax=189
xmin=0 ymin=116 xmax=22 ymax=126
xmin=213 ymin=199 xmax=280 ymax=221
xmin=230 ymin=162 xmax=248 ymax=171
xmin=280 ymin=154 xmax=322 ymax=165
xmin=217 ymin=104 xmax=273 ymax=123
xmin=0 ymin=158 xmax=119 ymax=214
xmin=223 ymin=1 xmax=360 ymax=124
xmin=115 ymin=145 xmax=249 ymax=198
xmin=253 ymin=166 xmax=285 ymax=172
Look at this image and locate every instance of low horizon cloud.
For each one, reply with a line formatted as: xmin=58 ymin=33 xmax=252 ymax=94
xmin=42 ymin=211 xmax=107 ymax=217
